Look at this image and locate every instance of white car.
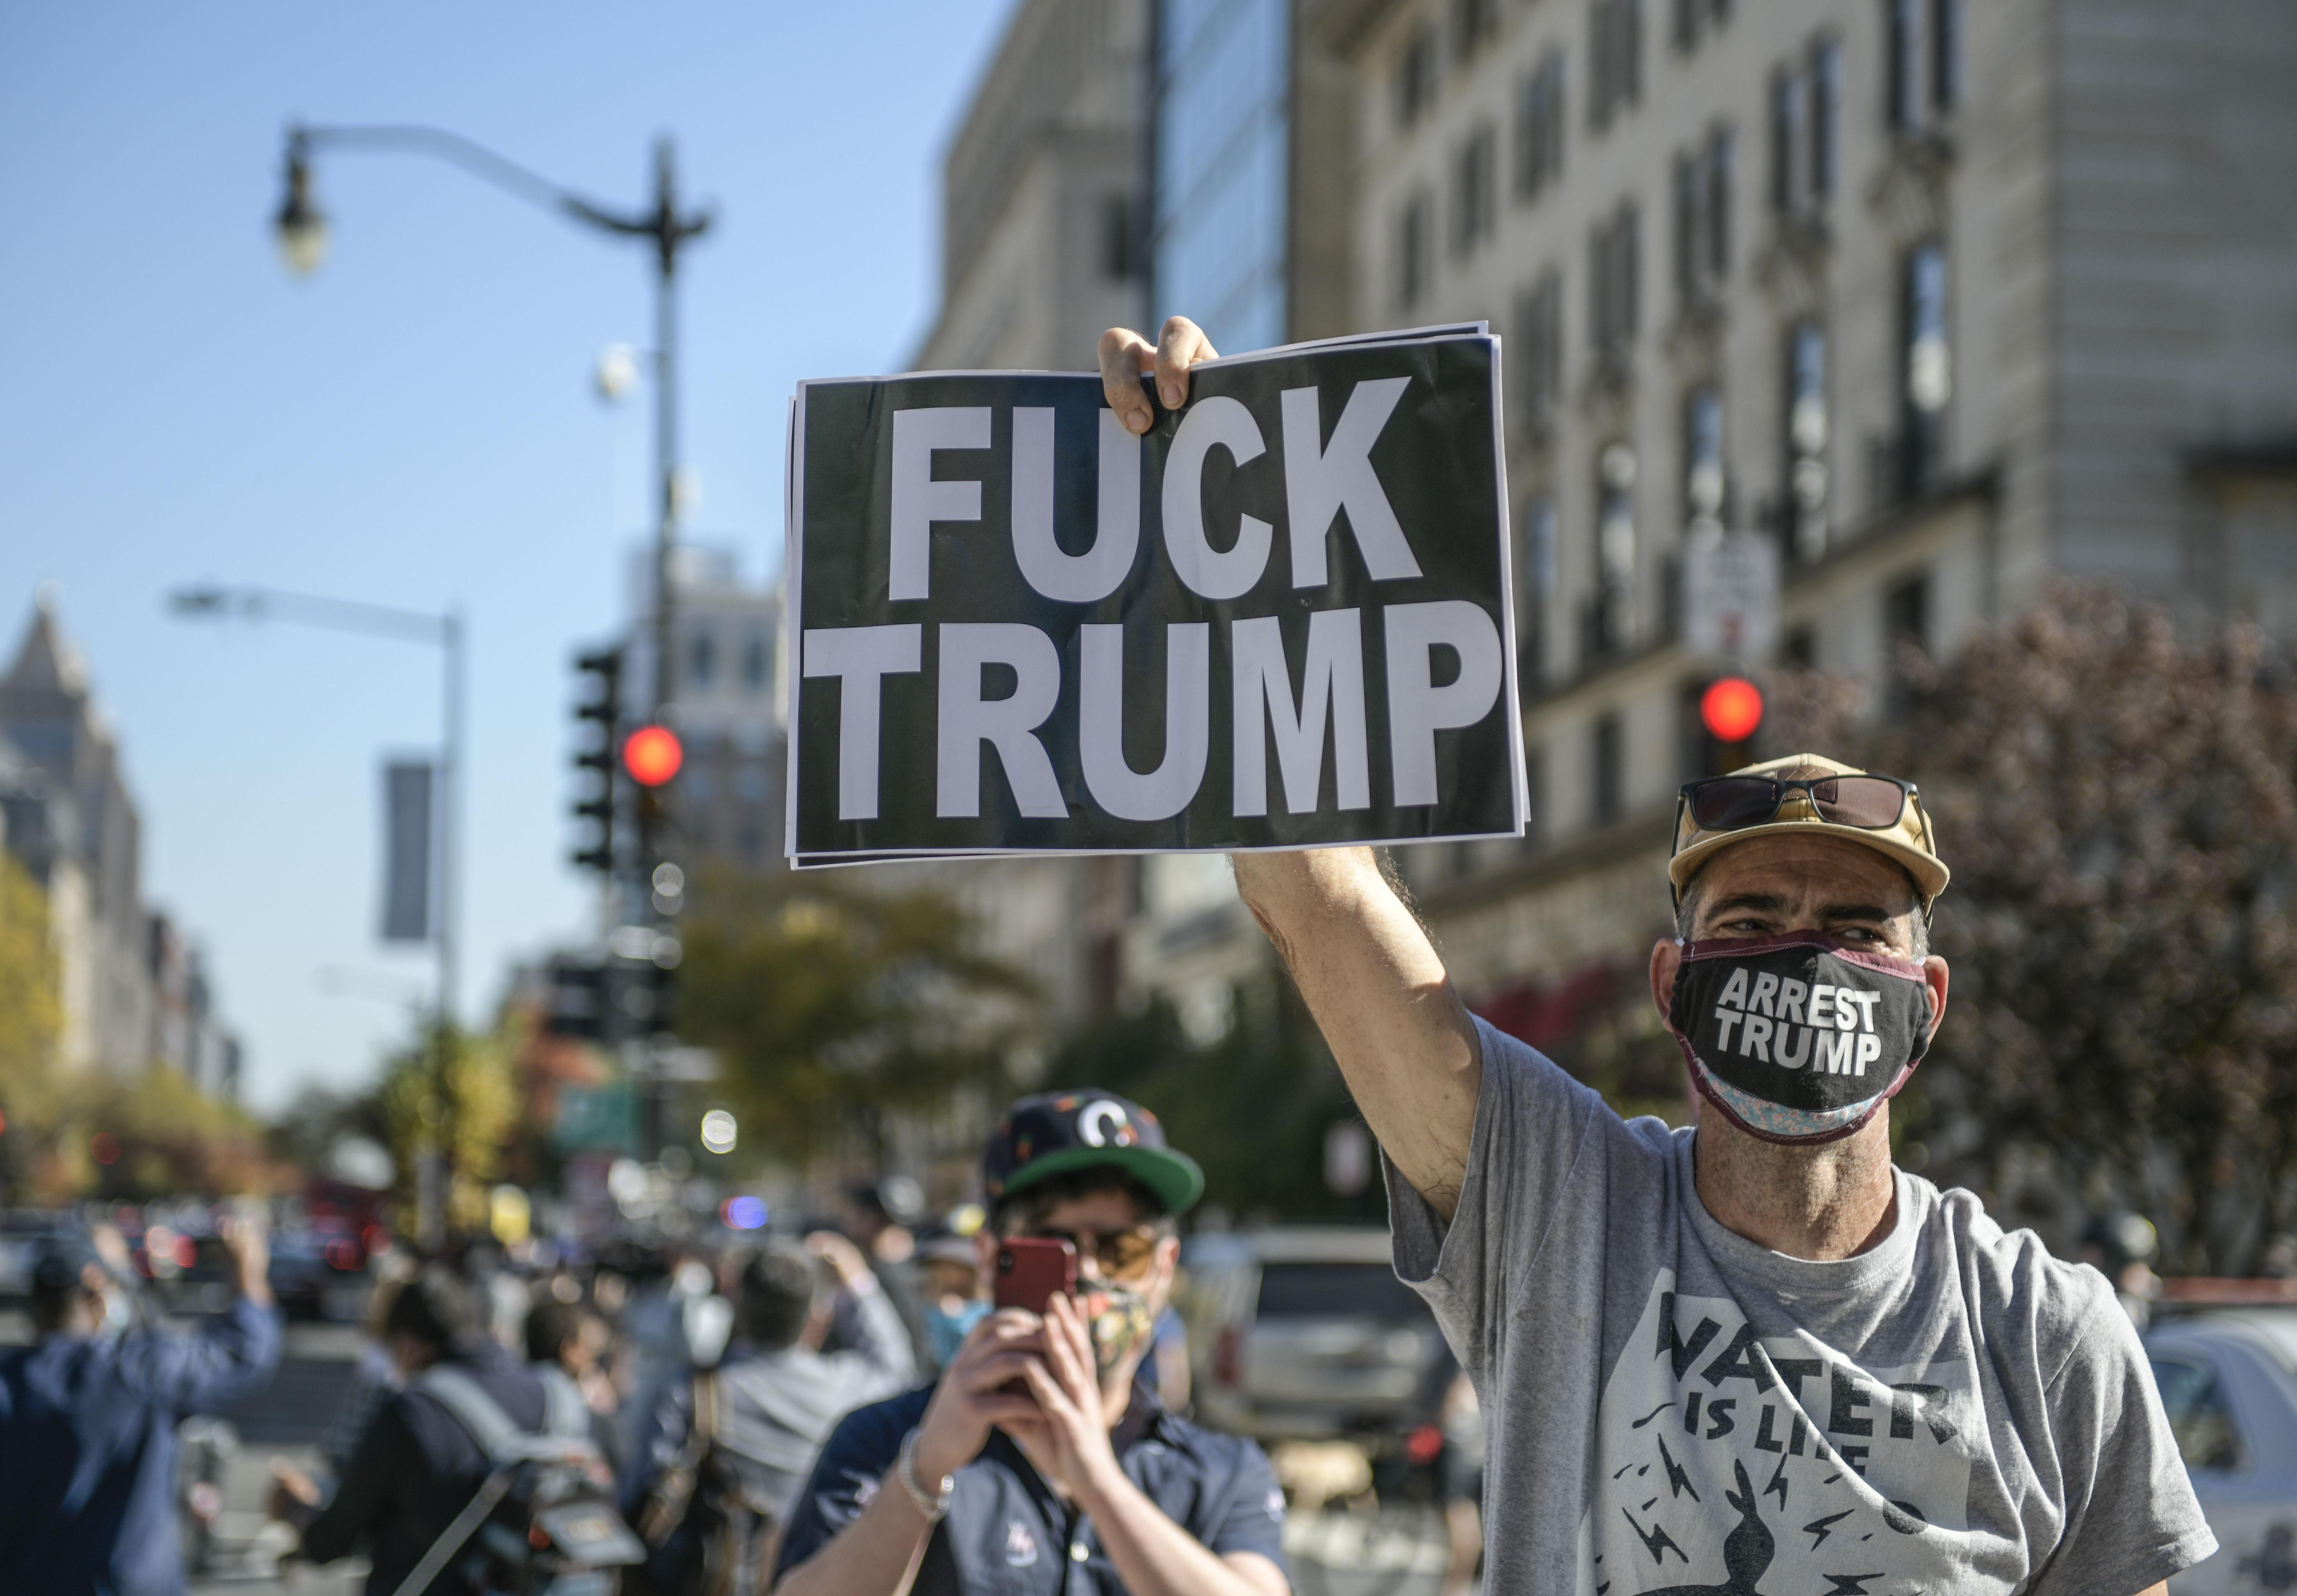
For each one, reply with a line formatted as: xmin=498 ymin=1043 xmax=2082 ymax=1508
xmin=2145 ymin=1304 xmax=2297 ymax=1592
xmin=1179 ymin=1226 xmax=1447 ymax=1448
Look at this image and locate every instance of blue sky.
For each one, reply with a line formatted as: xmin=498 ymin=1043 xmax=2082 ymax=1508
xmin=0 ymin=3 xmax=1012 ymax=1108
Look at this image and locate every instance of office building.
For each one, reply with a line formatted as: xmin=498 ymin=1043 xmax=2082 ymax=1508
xmin=1168 ymin=0 xmax=2297 ymax=1018
xmin=1 ymin=595 xmax=241 ymax=1090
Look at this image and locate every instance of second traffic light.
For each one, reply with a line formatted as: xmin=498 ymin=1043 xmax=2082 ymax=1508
xmin=569 ymin=647 xmax=623 ymax=876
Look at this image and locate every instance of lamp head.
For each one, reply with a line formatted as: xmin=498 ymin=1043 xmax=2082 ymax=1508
xmin=275 ymin=129 xmax=329 ymax=276
xmin=168 ymin=585 xmax=229 ymax=617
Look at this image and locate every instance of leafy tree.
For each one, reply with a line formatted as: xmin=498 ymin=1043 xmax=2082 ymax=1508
xmin=0 ymin=852 xmax=61 ymax=1199
xmin=678 ymin=872 xmax=1038 ymax=1168
xmin=377 ymin=1024 xmax=519 ymax=1234
xmin=1038 ymin=971 xmax=1387 ymax=1226
xmin=1767 ymin=584 xmax=2297 ymax=1273
xmin=3 ymin=1063 xmax=279 ymax=1203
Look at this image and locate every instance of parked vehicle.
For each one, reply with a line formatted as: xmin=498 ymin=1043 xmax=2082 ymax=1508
xmin=2144 ymin=1299 xmax=2297 ymax=1593
xmin=1179 ymin=1226 xmax=1447 ymax=1452
xmin=0 ymin=1210 xmax=76 ymax=1297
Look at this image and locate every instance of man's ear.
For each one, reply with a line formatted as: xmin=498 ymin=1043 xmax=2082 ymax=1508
xmin=1146 ymin=1235 xmax=1181 ymax=1311
xmin=1921 ymin=955 xmax=1949 ymax=1043
xmin=1649 ymin=938 xmax=1683 ymax=1026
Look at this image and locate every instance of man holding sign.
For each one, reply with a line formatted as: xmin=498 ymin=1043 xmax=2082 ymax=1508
xmin=1102 ymin=320 xmax=2214 ymax=1594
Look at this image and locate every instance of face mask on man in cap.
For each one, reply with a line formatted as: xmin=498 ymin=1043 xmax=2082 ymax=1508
xmin=1662 ymin=755 xmax=1950 ymax=1146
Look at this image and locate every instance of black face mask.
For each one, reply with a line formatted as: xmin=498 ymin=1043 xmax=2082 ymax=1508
xmin=1667 ymin=934 xmax=1933 ymax=1145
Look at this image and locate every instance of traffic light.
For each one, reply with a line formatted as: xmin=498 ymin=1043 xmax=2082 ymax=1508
xmin=1700 ymin=676 xmax=1764 ymax=743
xmin=621 ymin=725 xmax=683 ymax=787
xmin=1690 ymin=675 xmax=1765 ymax=777
xmin=570 ymin=648 xmax=623 ymax=876
xmin=541 ymin=955 xmax=607 ymax=1039
xmin=599 ymin=928 xmax=680 ymax=1040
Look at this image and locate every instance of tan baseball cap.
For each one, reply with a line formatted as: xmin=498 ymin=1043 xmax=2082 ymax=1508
xmin=1669 ymin=752 xmax=1950 ymax=911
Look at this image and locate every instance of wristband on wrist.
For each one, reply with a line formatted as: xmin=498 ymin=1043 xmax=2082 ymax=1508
xmin=897 ymin=1430 xmax=955 ymax=1525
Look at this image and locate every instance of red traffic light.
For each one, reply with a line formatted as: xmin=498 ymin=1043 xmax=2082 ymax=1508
xmin=1700 ymin=677 xmax=1764 ymax=743
xmin=621 ymin=725 xmax=683 ymax=788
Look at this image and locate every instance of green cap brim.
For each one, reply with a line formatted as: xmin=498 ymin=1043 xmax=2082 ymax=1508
xmin=999 ymin=1144 xmax=1205 ymax=1218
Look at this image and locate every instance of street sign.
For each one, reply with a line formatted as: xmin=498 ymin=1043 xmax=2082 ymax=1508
xmin=554 ymin=1083 xmax=639 ymax=1152
xmin=379 ymin=759 xmax=434 ymax=942
xmin=1681 ymin=527 xmax=1781 ymax=662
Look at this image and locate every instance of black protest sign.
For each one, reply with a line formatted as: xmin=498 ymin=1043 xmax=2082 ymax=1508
xmin=784 ymin=333 xmax=1523 ymax=862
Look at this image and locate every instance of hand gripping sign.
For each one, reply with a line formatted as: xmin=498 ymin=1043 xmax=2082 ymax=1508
xmin=783 ymin=329 xmax=1525 ymax=864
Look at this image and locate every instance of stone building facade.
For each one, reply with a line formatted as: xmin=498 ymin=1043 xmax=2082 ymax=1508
xmin=1184 ymin=0 xmax=2297 ymax=1008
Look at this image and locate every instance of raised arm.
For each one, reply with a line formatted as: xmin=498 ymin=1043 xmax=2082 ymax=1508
xmin=1100 ymin=319 xmax=1483 ymax=1219
xmin=1232 ymin=849 xmax=1480 ymax=1219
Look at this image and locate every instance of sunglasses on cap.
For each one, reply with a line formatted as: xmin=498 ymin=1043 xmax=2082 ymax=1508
xmin=1675 ymin=773 xmax=1927 ymax=839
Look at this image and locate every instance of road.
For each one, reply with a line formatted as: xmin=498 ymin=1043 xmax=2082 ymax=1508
xmin=187 ymin=1322 xmax=368 ymax=1595
xmin=1282 ymin=1509 xmax=1462 ymax=1596
xmin=5 ymin=1308 xmax=1466 ymax=1595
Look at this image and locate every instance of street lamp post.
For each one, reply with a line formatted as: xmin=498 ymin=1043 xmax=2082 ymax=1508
xmin=169 ymin=583 xmax=464 ymax=1240
xmin=272 ymin=119 xmax=710 ymax=848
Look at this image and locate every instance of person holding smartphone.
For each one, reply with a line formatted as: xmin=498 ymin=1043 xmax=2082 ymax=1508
xmin=773 ymin=1090 xmax=1290 ymax=1596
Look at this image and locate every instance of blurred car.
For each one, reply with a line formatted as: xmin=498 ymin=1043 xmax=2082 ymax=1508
xmin=267 ymin=1227 xmax=369 ymax=1320
xmin=1180 ymin=1226 xmax=1447 ymax=1450
xmin=0 ymin=1210 xmax=77 ymax=1296
xmin=2144 ymin=1300 xmax=2297 ymax=1593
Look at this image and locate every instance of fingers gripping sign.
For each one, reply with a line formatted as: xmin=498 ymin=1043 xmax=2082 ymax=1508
xmin=1097 ymin=317 xmax=1219 ymax=435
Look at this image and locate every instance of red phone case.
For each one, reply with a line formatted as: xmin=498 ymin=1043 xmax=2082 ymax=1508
xmin=993 ymin=1236 xmax=1078 ymax=1313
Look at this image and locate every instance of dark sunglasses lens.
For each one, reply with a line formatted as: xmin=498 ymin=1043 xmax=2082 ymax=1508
xmin=1689 ymin=779 xmax=1781 ymax=831
xmin=1102 ymin=1231 xmax=1156 ymax=1275
xmin=1812 ymin=777 xmax=1907 ymax=828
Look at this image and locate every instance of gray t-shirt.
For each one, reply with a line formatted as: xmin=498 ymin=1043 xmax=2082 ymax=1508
xmin=1388 ymin=1018 xmax=2216 ymax=1594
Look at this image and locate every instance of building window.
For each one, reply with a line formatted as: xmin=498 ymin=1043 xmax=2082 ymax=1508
xmin=1770 ymin=37 xmax=1838 ymax=219
xmin=741 ymin=633 xmax=769 ymax=692
xmin=1887 ymin=570 xmax=1931 ymax=656
xmin=1099 ymin=193 xmax=1135 ymax=279
xmin=736 ymin=762 xmax=768 ymax=804
xmin=1396 ymin=21 xmax=1440 ymax=130
xmin=1149 ymin=0 xmax=1289 ymax=356
xmin=1512 ymin=269 xmax=1564 ymax=442
xmin=1768 ymin=67 xmax=1804 ymax=216
xmin=1452 ymin=0 xmax=1500 ymax=65
xmin=1589 ymin=0 xmax=1642 ymax=131
xmin=1672 ymin=126 xmax=1732 ymax=312
xmin=1397 ymin=189 xmax=1434 ymax=310
xmin=1884 ymin=0 xmax=1958 ymax=134
xmin=1513 ymin=47 xmax=1566 ymax=203
xmin=1585 ymin=443 xmax=1638 ymax=659
xmin=1783 ymin=320 xmax=1829 ymax=559
xmin=1519 ymin=495 xmax=1557 ymax=695
xmin=1929 ymin=0 xmax=1961 ymax=111
xmin=1450 ymin=123 xmax=1499 ymax=258
xmin=1672 ymin=0 xmax=1730 ymax=52
xmin=1683 ymin=387 xmax=1724 ymax=530
xmin=1589 ymin=200 xmax=1639 ymax=374
xmin=1886 ymin=569 xmax=1932 ymax=711
xmin=1900 ymin=242 xmax=1950 ymax=495
xmin=1591 ymin=710 xmax=1625 ymax=818
xmin=1809 ymin=37 xmax=1841 ymax=198
xmin=686 ymin=629 xmax=716 ymax=690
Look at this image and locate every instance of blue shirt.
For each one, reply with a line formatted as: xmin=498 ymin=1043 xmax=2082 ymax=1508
xmin=774 ymin=1382 xmax=1289 ymax=1596
xmin=0 ymin=1297 xmax=283 ymax=1596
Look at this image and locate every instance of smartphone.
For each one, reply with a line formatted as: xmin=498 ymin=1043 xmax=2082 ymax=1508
xmin=993 ymin=1237 xmax=1078 ymax=1314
